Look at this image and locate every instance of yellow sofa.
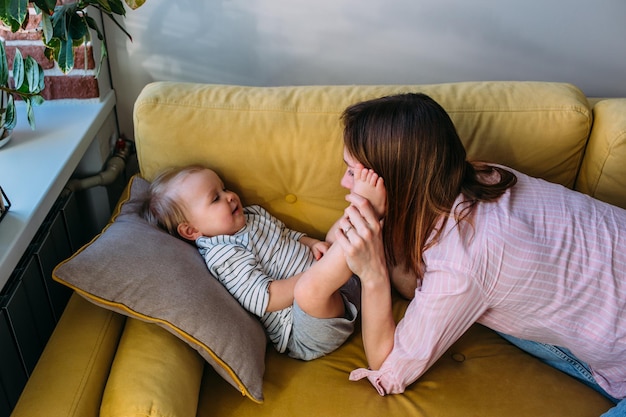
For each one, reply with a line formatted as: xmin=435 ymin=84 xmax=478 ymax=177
xmin=12 ymin=81 xmax=626 ymax=417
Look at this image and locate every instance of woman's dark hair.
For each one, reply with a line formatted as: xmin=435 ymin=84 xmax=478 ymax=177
xmin=342 ymin=93 xmax=516 ymax=278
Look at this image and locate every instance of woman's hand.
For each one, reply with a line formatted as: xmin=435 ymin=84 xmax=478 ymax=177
xmin=335 ymin=192 xmax=387 ymax=282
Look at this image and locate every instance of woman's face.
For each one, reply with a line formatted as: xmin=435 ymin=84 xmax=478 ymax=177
xmin=341 ymin=146 xmax=361 ymax=191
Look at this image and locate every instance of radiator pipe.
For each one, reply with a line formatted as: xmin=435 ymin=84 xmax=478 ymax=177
xmin=63 ymin=138 xmax=131 ymax=194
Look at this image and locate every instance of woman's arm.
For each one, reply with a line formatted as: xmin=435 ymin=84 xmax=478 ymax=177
xmin=336 ymin=193 xmax=396 ymax=369
xmin=359 ymin=255 xmax=396 ymax=369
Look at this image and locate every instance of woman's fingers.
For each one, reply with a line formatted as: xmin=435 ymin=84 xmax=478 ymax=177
xmin=335 ymin=197 xmax=386 ymax=279
xmin=338 ymin=216 xmax=354 ymax=235
xmin=344 ymin=201 xmax=380 ymax=240
xmin=346 ymin=192 xmax=379 ymax=224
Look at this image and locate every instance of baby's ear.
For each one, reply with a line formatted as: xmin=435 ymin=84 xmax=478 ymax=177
xmin=177 ymin=222 xmax=201 ymax=241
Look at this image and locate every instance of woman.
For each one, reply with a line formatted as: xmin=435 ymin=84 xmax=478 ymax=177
xmin=333 ymin=93 xmax=626 ymax=416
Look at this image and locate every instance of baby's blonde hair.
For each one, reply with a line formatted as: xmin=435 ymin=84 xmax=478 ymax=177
xmin=141 ymin=165 xmax=207 ymax=239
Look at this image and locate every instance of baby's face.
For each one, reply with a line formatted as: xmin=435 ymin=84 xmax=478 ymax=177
xmin=177 ymin=169 xmax=246 ymax=238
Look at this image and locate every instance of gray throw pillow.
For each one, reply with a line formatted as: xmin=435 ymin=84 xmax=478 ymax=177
xmin=53 ymin=175 xmax=267 ymax=402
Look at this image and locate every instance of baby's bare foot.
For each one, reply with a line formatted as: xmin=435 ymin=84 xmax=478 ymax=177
xmin=353 ymin=168 xmax=386 ymax=219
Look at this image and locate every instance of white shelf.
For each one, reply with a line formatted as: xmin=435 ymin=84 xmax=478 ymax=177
xmin=0 ymin=92 xmax=116 ymax=288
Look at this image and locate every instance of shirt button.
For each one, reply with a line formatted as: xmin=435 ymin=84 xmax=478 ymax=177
xmin=285 ymin=194 xmax=297 ymax=204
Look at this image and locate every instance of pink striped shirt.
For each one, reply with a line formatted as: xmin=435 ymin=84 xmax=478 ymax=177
xmin=350 ymin=168 xmax=626 ymax=398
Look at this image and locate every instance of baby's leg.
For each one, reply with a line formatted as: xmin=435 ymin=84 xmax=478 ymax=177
xmin=353 ymin=167 xmax=386 ymax=219
xmin=293 ymin=244 xmax=353 ymax=319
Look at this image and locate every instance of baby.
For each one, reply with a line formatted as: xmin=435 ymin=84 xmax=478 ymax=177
xmin=141 ymin=165 xmax=364 ymax=360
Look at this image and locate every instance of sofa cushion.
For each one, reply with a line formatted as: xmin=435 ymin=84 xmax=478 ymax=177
xmin=53 ymin=175 xmax=267 ymax=402
xmin=197 ymin=300 xmax=614 ymax=417
xmin=575 ymin=98 xmax=626 ymax=209
xmin=10 ymin=295 xmax=125 ymax=417
xmin=100 ymin=318 xmax=204 ymax=417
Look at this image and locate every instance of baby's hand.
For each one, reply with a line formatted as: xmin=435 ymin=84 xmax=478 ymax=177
xmin=300 ymin=236 xmax=331 ymax=260
xmin=310 ymin=240 xmax=331 ymax=260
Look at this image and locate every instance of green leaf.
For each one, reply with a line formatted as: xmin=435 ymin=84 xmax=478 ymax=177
xmin=85 ymin=15 xmax=104 ymax=41
xmin=51 ymin=4 xmax=74 ymax=40
xmin=106 ymin=0 xmax=126 ymax=16
xmin=25 ymin=97 xmax=35 ymax=129
xmin=0 ymin=0 xmax=28 ymax=31
xmin=90 ymin=0 xmax=127 ymax=16
xmin=24 ymin=56 xmax=42 ymax=94
xmin=94 ymin=0 xmax=112 ymax=13
xmin=32 ymin=0 xmax=56 ymax=15
xmin=44 ymin=37 xmax=59 ymax=61
xmin=51 ymin=13 xmax=67 ymax=40
xmin=12 ymin=49 xmax=24 ymax=90
xmin=56 ymin=37 xmax=75 ymax=73
xmin=30 ymin=94 xmax=45 ymax=107
xmin=0 ymin=16 xmax=19 ymax=31
xmin=4 ymin=95 xmax=16 ymax=130
xmin=68 ymin=10 xmax=88 ymax=40
xmin=37 ymin=63 xmax=45 ymax=91
xmin=0 ymin=41 xmax=8 ymax=85
xmin=41 ymin=12 xmax=53 ymax=43
xmin=95 ymin=37 xmax=107 ymax=78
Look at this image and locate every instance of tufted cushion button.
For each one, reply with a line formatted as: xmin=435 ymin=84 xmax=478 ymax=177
xmin=451 ymin=353 xmax=466 ymax=362
xmin=285 ymin=194 xmax=298 ymax=204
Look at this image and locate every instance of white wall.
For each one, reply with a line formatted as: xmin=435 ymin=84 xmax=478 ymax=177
xmin=103 ymin=0 xmax=626 ymax=139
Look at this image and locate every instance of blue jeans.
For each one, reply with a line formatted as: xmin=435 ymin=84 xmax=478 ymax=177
xmin=497 ymin=333 xmax=625 ymax=417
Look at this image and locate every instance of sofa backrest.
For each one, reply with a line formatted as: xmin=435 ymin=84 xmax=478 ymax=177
xmin=133 ymin=81 xmax=593 ymax=238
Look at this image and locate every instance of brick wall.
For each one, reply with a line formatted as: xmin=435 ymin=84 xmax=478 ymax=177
xmin=0 ymin=7 xmax=99 ymax=100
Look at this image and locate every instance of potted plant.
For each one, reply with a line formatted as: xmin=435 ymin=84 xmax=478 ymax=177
xmin=0 ymin=0 xmax=146 ymax=147
xmin=0 ymin=41 xmax=45 ymax=148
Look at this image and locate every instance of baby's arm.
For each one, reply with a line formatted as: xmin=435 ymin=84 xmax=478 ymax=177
xmin=300 ymin=235 xmax=331 ymax=260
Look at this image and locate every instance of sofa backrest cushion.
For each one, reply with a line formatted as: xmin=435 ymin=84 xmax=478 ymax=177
xmin=575 ymin=98 xmax=626 ymax=209
xmin=134 ymin=81 xmax=592 ymax=238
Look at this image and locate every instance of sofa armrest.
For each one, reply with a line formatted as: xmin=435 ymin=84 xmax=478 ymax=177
xmin=576 ymin=98 xmax=626 ymax=209
xmin=11 ymin=294 xmax=125 ymax=417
